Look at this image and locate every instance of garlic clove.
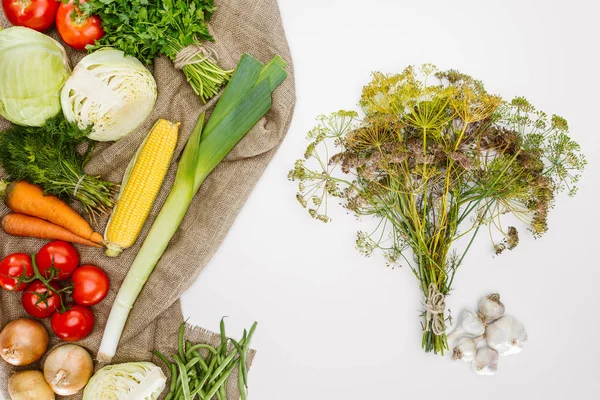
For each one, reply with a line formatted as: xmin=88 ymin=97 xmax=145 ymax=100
xmin=485 ymin=315 xmax=527 ymax=356
xmin=446 ymin=309 xmax=486 ymax=345
xmin=472 ymin=347 xmax=499 ymax=376
xmin=452 ymin=337 xmax=477 ymax=362
xmin=478 ymin=293 xmax=505 ymax=323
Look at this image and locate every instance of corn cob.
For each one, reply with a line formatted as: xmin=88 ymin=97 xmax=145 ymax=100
xmin=104 ymin=120 xmax=180 ymax=257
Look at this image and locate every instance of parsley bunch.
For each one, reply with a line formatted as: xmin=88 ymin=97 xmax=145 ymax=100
xmin=79 ymin=0 xmax=230 ymax=103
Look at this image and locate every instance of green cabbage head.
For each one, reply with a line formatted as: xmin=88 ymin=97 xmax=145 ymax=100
xmin=61 ymin=48 xmax=157 ymax=142
xmin=83 ymin=362 xmax=166 ymax=400
xmin=0 ymin=27 xmax=71 ymax=127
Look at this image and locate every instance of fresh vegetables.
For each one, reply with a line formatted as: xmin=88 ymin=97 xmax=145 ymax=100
xmin=0 ymin=242 xmax=109 ymax=343
xmin=0 ymin=116 xmax=117 ymax=220
xmin=43 ymin=344 xmax=93 ymax=396
xmin=36 ymin=241 xmax=80 ymax=280
xmin=2 ymin=214 xmax=102 ymax=247
xmin=71 ymin=265 xmax=109 ymax=306
xmin=98 ymin=53 xmax=288 ymax=362
xmin=1 ymin=181 xmax=104 ymax=245
xmin=82 ymin=362 xmax=166 ymax=400
xmin=0 ymin=318 xmax=48 ymax=366
xmin=0 ymin=26 xmax=70 ymax=126
xmin=78 ymin=0 xmax=230 ymax=103
xmin=8 ymin=370 xmax=55 ymax=400
xmin=449 ymin=294 xmax=528 ymax=375
xmin=56 ymin=0 xmax=103 ymax=50
xmin=472 ymin=347 xmax=499 ymax=376
xmin=61 ymin=49 xmax=157 ymax=142
xmin=1 ymin=0 xmax=59 ymax=32
xmin=51 ymin=305 xmax=95 ymax=342
xmin=0 ymin=253 xmax=34 ymax=291
xmin=153 ymin=320 xmax=257 ymax=400
xmin=290 ymin=65 xmax=586 ymax=354
xmin=105 ymin=119 xmax=180 ymax=257
xmin=21 ymin=280 xmax=62 ymax=318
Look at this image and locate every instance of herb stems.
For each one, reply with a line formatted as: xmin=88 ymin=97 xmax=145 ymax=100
xmin=163 ymin=39 xmax=232 ymax=103
xmin=154 ymin=320 xmax=257 ymax=400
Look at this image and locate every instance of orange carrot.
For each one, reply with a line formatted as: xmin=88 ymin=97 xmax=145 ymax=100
xmin=1 ymin=181 xmax=104 ymax=244
xmin=1 ymin=213 xmax=102 ymax=248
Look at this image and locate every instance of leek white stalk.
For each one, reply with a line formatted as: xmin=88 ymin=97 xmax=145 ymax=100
xmin=98 ymin=54 xmax=288 ymax=362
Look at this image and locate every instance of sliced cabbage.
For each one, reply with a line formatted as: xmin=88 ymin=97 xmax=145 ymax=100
xmin=0 ymin=27 xmax=71 ymax=127
xmin=82 ymin=362 xmax=166 ymax=400
xmin=61 ymin=49 xmax=157 ymax=142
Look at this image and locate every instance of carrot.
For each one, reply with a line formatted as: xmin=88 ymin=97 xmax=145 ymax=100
xmin=1 ymin=181 xmax=104 ymax=244
xmin=1 ymin=213 xmax=102 ymax=248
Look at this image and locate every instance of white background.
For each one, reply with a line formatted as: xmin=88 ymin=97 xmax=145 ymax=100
xmin=182 ymin=0 xmax=600 ymax=399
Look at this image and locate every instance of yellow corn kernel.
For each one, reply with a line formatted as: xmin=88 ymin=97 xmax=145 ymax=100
xmin=104 ymin=120 xmax=180 ymax=257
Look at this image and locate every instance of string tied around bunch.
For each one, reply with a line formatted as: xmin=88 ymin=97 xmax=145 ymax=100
xmin=425 ymin=283 xmax=446 ymax=336
xmin=174 ymin=44 xmax=219 ymax=69
xmin=73 ymin=175 xmax=86 ymax=198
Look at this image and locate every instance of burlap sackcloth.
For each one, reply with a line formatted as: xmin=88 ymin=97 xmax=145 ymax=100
xmin=0 ymin=0 xmax=296 ymax=398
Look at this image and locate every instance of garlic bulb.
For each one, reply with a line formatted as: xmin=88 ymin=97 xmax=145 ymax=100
xmin=452 ymin=337 xmax=477 ymax=362
xmin=485 ymin=315 xmax=527 ymax=356
xmin=478 ymin=293 xmax=505 ymax=323
xmin=446 ymin=309 xmax=485 ymax=344
xmin=472 ymin=347 xmax=499 ymax=375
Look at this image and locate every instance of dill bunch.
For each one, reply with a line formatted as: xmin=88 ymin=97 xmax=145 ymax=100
xmin=289 ymin=65 xmax=586 ymax=355
xmin=0 ymin=116 xmax=117 ymax=222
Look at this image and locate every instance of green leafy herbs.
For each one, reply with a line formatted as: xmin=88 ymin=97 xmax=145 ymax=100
xmin=0 ymin=116 xmax=117 ymax=221
xmin=153 ymin=320 xmax=257 ymax=400
xmin=289 ymin=65 xmax=586 ymax=355
xmin=78 ymin=0 xmax=229 ymax=103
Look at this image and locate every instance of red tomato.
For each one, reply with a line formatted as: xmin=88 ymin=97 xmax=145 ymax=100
xmin=71 ymin=265 xmax=109 ymax=306
xmin=55 ymin=0 xmax=103 ymax=50
xmin=1 ymin=0 xmax=59 ymax=32
xmin=22 ymin=280 xmax=61 ymax=318
xmin=0 ymin=253 xmax=34 ymax=292
xmin=36 ymin=241 xmax=80 ymax=281
xmin=51 ymin=305 xmax=94 ymax=342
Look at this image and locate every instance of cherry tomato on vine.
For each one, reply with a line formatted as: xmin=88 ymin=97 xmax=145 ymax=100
xmin=0 ymin=253 xmax=34 ymax=292
xmin=71 ymin=265 xmax=109 ymax=306
xmin=1 ymin=0 xmax=60 ymax=32
xmin=56 ymin=0 xmax=103 ymax=50
xmin=36 ymin=241 xmax=80 ymax=280
xmin=51 ymin=305 xmax=94 ymax=342
xmin=22 ymin=280 xmax=62 ymax=318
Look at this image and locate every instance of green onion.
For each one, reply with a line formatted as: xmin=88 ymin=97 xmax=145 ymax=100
xmin=98 ymin=54 xmax=287 ymax=362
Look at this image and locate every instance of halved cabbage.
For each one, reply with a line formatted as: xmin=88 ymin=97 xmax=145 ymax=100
xmin=82 ymin=362 xmax=166 ymax=400
xmin=61 ymin=49 xmax=157 ymax=142
xmin=0 ymin=27 xmax=71 ymax=127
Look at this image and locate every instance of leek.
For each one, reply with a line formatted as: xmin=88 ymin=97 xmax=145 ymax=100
xmin=98 ymin=54 xmax=288 ymax=362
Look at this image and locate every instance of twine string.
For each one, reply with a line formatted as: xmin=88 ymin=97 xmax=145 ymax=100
xmin=174 ymin=44 xmax=219 ymax=69
xmin=425 ymin=283 xmax=446 ymax=336
xmin=73 ymin=175 xmax=86 ymax=198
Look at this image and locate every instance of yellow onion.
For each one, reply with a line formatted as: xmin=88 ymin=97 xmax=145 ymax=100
xmin=44 ymin=344 xmax=94 ymax=396
xmin=8 ymin=370 xmax=55 ymax=400
xmin=0 ymin=318 xmax=48 ymax=366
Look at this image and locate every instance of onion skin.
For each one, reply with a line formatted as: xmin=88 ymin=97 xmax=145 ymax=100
xmin=8 ymin=370 xmax=55 ymax=400
xmin=0 ymin=318 xmax=48 ymax=366
xmin=44 ymin=344 xmax=94 ymax=396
